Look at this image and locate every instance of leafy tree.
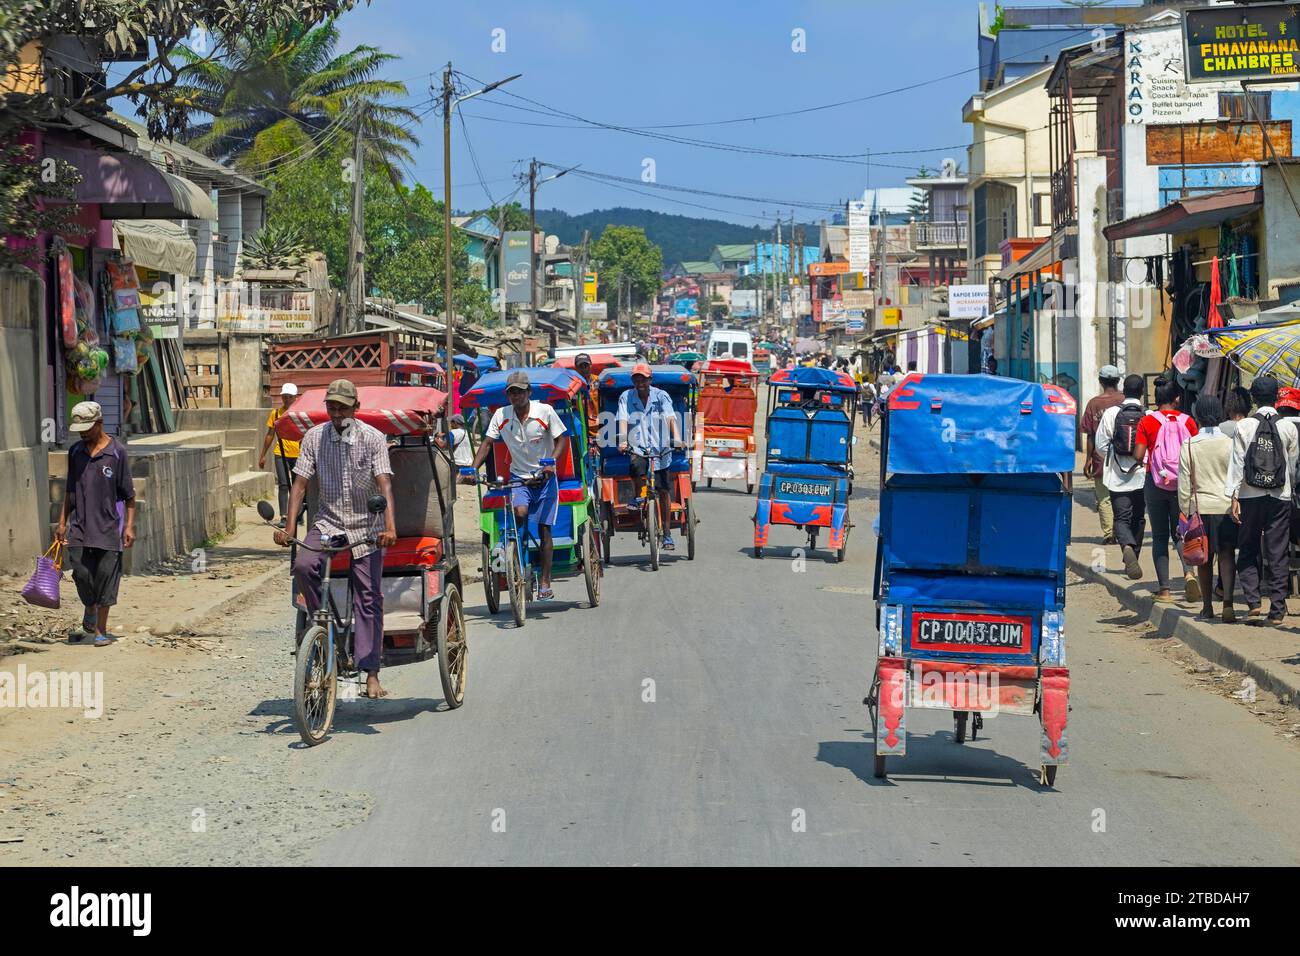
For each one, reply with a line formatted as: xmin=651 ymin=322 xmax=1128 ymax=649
xmin=0 ymin=142 xmax=83 ymax=270
xmin=0 ymin=1 xmax=363 ymax=140
xmin=173 ymin=19 xmax=418 ymax=171
xmin=475 ymin=201 xmax=530 ymax=233
xmin=908 ymin=165 xmax=932 ymax=220
xmin=589 ymin=225 xmax=663 ymax=310
xmin=263 ymin=143 xmax=485 ymax=320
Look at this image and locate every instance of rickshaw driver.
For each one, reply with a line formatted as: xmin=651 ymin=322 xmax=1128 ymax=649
xmin=274 ymin=379 xmax=398 ymax=701
xmin=618 ymin=363 xmax=686 ymax=550
xmin=465 ymin=370 xmax=570 ymax=600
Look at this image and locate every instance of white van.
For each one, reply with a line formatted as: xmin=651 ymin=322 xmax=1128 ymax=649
xmin=706 ymin=328 xmax=753 ymax=362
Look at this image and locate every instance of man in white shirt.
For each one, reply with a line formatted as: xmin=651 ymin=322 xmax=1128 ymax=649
xmin=466 ymin=370 xmax=570 ymax=600
xmin=1095 ymin=374 xmax=1148 ymax=580
xmin=1225 ymin=375 xmax=1298 ymax=625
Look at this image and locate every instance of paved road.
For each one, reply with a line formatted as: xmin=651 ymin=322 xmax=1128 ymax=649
xmin=311 ymin=440 xmax=1300 ymax=866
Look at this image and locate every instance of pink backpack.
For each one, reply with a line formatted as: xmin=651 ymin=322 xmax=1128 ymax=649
xmin=1149 ymin=412 xmax=1192 ymax=491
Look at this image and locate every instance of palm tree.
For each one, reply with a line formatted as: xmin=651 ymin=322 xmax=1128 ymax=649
xmin=175 ymin=20 xmax=420 ymax=172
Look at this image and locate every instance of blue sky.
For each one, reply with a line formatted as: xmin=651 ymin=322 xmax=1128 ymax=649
xmin=334 ymin=0 xmax=985 ymax=224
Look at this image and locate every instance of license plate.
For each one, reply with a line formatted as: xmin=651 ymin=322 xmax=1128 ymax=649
xmin=776 ymin=478 xmax=833 ymax=499
xmin=910 ymin=612 xmax=1032 ymax=653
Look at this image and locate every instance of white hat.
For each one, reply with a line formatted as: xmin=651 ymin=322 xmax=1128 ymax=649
xmin=69 ymin=401 xmax=102 ymax=433
xmin=280 ymin=382 xmax=299 ymax=396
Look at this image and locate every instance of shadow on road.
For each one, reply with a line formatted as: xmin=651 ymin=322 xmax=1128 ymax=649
xmin=251 ymin=694 xmax=447 ymax=746
xmin=817 ymin=732 xmax=1050 ymax=790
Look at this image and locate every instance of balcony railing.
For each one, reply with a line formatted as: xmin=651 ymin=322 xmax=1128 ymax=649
xmin=912 ymin=220 xmax=969 ymax=249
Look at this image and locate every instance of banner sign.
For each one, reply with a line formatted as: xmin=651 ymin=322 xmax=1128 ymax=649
xmin=809 ymin=261 xmax=850 ymax=277
xmin=847 ymin=200 xmax=872 ymax=275
xmin=1129 ymin=21 xmax=1223 ymax=124
xmin=584 ymin=272 xmax=598 ymax=303
xmin=1183 ymin=3 xmax=1300 ymax=83
xmin=948 ymin=284 xmax=990 ymax=319
xmin=504 ymin=231 xmax=532 ymax=304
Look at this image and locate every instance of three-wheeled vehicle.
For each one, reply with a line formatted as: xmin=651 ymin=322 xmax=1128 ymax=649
xmin=692 ymin=357 xmax=759 ymax=494
xmin=460 ymin=367 xmax=602 ymax=626
xmin=273 ymin=384 xmax=467 ymax=745
xmin=386 ymin=359 xmax=445 ymax=391
xmin=867 ymin=373 xmax=1074 ymax=785
xmin=753 ymin=366 xmax=858 ymax=561
xmin=596 ymin=364 xmax=698 ymax=567
xmin=753 ymin=343 xmax=773 ymax=375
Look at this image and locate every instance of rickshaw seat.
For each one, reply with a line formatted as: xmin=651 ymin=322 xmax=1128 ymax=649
xmin=490 ymin=438 xmax=578 ymax=481
xmin=329 ymin=536 xmax=443 ymax=573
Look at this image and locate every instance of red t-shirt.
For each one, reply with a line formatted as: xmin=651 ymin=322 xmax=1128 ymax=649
xmin=1136 ymin=408 xmax=1198 ymax=471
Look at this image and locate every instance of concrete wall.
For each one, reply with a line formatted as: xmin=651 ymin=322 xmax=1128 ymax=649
xmin=0 ymin=269 xmax=49 ymax=573
xmin=48 ymin=442 xmax=234 ymax=575
xmin=1261 ymin=164 xmax=1300 ymax=300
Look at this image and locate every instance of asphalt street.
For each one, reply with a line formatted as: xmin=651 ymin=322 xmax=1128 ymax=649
xmin=311 ymin=439 xmax=1300 ymax=866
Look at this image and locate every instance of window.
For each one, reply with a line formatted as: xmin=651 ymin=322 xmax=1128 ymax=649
xmin=1034 ymin=193 xmax=1051 ymax=227
xmin=732 ymin=342 xmax=749 ymax=359
xmin=1001 ymin=208 xmax=1012 ymax=241
xmin=1219 ymin=92 xmax=1271 ymax=121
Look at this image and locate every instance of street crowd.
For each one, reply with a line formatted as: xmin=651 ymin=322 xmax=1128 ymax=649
xmin=1082 ymin=367 xmax=1300 ymax=626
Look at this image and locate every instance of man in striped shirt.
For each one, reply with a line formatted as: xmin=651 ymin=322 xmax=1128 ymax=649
xmin=275 ymin=379 xmax=397 ymax=699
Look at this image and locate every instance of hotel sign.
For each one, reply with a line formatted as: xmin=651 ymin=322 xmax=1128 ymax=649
xmin=1184 ymin=3 xmax=1300 ymax=83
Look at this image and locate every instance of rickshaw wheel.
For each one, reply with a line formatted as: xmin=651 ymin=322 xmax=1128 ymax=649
xmin=686 ymin=498 xmax=697 ymax=561
xmin=436 ymin=584 xmax=467 ymax=708
xmin=583 ymin=527 xmax=601 ymax=607
xmin=954 ymin=711 xmax=967 ymax=744
xmin=706 ymin=478 xmax=713 ymax=489
xmin=482 ymin=534 xmax=500 ymax=615
xmin=506 ymin=540 xmax=527 ymax=628
xmin=1040 ymin=765 xmax=1058 ymax=787
xmin=746 ymin=483 xmax=754 ymax=495
xmin=873 ymin=755 xmax=887 ymax=779
xmin=754 ymin=546 xmax=763 ymax=559
xmin=600 ymin=503 xmax=614 ymax=567
xmin=293 ymin=625 xmax=337 ymax=747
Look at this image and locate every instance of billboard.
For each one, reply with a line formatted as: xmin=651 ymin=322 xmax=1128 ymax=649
xmin=584 ymin=272 xmax=598 ymax=303
xmin=673 ymin=296 xmax=698 ymax=317
xmin=1183 ymin=3 xmax=1300 ymax=84
xmin=948 ymin=284 xmax=990 ymax=319
xmin=504 ymin=231 xmax=532 ymax=304
xmin=809 ymin=261 xmax=850 ymax=277
xmin=1127 ymin=21 xmax=1224 ymax=124
xmin=847 ymin=200 xmax=873 ymax=274
xmin=730 ymin=290 xmax=758 ymax=316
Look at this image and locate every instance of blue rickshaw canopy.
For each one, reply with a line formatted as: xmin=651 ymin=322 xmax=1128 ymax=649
xmin=460 ymin=366 xmax=586 ymax=408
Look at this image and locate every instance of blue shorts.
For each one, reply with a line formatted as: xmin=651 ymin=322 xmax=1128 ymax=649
xmin=510 ymin=474 xmax=559 ymax=530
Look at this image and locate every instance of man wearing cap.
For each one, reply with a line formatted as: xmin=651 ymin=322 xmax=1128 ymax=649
xmin=258 ymin=382 xmax=301 ymax=528
xmin=436 ymin=413 xmax=473 ymax=468
xmin=1081 ymin=365 xmax=1125 ymax=544
xmin=466 ymin=370 xmax=570 ymax=600
xmin=55 ymin=401 xmax=136 ymax=647
xmin=618 ymin=363 xmax=685 ymax=551
xmin=275 ymin=379 xmax=397 ymax=699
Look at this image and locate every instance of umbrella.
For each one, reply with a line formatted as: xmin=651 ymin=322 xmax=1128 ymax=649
xmin=1179 ymin=317 xmax=1300 ymax=385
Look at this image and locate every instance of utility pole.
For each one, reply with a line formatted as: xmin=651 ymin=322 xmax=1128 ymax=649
xmin=528 ymin=158 xmax=538 ymax=335
xmin=775 ymin=216 xmax=783 ymax=337
xmin=441 ymin=63 xmax=456 ymax=400
xmin=573 ymin=229 xmax=589 ymax=340
xmin=496 ymin=206 xmax=507 ymax=328
xmin=343 ymin=102 xmax=365 ymax=333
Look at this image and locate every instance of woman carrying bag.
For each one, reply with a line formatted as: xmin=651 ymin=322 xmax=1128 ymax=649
xmin=1178 ymin=394 xmax=1237 ymax=622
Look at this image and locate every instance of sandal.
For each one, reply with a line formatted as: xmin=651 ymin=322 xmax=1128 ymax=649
xmin=537 ymin=587 xmax=555 ymax=600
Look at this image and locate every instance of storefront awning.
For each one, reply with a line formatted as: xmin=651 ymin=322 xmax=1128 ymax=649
xmin=112 ymin=219 xmax=197 ymax=275
xmin=44 ymin=141 xmax=217 ymax=220
xmin=1103 ymin=186 xmax=1262 ymax=242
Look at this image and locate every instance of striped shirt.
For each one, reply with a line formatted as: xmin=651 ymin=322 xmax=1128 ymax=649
xmin=294 ymin=419 xmax=393 ymax=558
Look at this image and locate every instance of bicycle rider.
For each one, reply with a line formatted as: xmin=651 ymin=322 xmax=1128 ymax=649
xmin=618 ymin=362 xmax=685 ymax=550
xmin=275 ymin=379 xmax=397 ymax=700
xmin=464 ymin=369 xmax=570 ymax=600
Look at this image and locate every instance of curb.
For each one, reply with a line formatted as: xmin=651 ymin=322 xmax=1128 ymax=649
xmin=155 ymin=562 xmax=285 ymax=636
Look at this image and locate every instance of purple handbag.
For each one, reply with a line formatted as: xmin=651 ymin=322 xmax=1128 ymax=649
xmin=20 ymin=543 xmax=63 ymax=609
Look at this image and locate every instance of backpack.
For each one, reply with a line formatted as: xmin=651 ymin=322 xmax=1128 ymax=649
xmin=1110 ymin=403 xmax=1145 ymax=460
xmin=1245 ymin=413 xmax=1287 ymax=489
xmin=1148 ymin=412 xmax=1192 ymax=491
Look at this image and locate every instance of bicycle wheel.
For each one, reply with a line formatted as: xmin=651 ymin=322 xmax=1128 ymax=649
xmin=600 ymin=502 xmax=614 ymax=567
xmin=293 ymin=625 xmax=337 ymax=746
xmin=482 ymin=533 xmax=500 ymax=615
xmin=506 ymin=535 xmax=527 ymax=627
xmin=436 ymin=584 xmax=467 ymax=708
xmin=647 ymin=497 xmax=660 ymax=571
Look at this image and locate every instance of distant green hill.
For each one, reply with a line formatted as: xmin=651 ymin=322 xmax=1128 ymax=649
xmin=535 ymin=207 xmax=817 ymax=271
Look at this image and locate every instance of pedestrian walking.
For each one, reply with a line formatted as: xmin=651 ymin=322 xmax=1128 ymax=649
xmin=1229 ymin=375 xmax=1298 ymax=625
xmin=860 ymin=379 xmax=877 ymax=427
xmin=258 ymin=382 xmax=300 ymax=528
xmin=1178 ymin=394 xmax=1237 ymax=622
xmin=1219 ymin=386 xmax=1252 ymax=438
xmin=1080 ymin=365 xmax=1124 ymax=544
xmin=1096 ymin=374 xmax=1148 ymax=581
xmin=54 ymin=401 xmax=136 ymax=647
xmin=275 ymin=379 xmax=398 ymax=698
xmin=1135 ymin=378 xmax=1198 ymax=603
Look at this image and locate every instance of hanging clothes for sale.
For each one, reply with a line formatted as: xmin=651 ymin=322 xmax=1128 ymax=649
xmin=1207 ymin=255 xmax=1224 ymax=329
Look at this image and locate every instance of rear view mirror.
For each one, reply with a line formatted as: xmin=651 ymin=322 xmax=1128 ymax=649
xmin=257 ymin=500 xmax=276 ymax=522
xmin=367 ymin=495 xmax=388 ymax=514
